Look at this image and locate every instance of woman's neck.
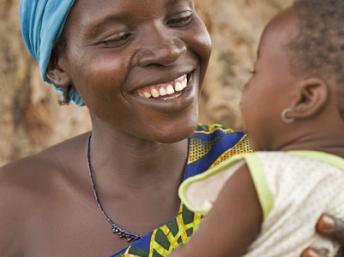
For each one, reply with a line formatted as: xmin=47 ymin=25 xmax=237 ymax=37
xmin=88 ymin=120 xmax=189 ymax=193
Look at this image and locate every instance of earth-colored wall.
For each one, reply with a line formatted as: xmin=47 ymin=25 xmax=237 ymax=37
xmin=0 ymin=0 xmax=292 ymax=165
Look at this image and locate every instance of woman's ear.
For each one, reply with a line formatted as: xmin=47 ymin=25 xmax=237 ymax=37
xmin=46 ymin=49 xmax=71 ymax=89
xmin=288 ymin=78 xmax=329 ymax=120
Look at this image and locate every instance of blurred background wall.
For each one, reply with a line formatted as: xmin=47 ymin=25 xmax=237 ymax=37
xmin=0 ymin=0 xmax=292 ymax=166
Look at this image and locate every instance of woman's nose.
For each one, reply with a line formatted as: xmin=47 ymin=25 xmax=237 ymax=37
xmin=134 ymin=27 xmax=187 ymax=67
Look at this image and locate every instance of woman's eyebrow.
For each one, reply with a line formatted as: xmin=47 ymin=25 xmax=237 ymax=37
xmin=83 ymin=12 xmax=131 ymax=39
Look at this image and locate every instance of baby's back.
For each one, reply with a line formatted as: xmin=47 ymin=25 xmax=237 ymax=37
xmin=180 ymin=151 xmax=344 ymax=257
xmin=245 ymin=151 xmax=344 ymax=256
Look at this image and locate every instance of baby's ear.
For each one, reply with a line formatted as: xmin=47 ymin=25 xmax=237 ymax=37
xmin=46 ymin=49 xmax=71 ymax=89
xmin=290 ymin=78 xmax=329 ymax=119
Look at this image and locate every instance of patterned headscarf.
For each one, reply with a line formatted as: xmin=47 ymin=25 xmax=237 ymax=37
xmin=20 ymin=0 xmax=85 ymax=106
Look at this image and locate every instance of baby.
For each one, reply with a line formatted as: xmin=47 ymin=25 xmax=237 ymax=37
xmin=172 ymin=0 xmax=344 ymax=256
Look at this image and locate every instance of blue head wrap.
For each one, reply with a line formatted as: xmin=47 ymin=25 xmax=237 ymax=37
xmin=20 ymin=0 xmax=85 ymax=106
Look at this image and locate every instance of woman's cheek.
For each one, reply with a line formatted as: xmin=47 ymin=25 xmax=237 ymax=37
xmin=187 ymin=17 xmax=212 ymax=80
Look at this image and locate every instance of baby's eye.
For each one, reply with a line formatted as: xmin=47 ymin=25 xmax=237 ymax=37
xmin=100 ymin=32 xmax=132 ymax=48
xmin=167 ymin=11 xmax=193 ymax=27
xmin=248 ymin=62 xmax=257 ymax=74
xmin=244 ymin=67 xmax=255 ymax=76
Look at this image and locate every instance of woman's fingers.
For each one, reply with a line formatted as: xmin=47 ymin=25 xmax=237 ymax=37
xmin=300 ymin=214 xmax=344 ymax=257
xmin=301 ymin=248 xmax=330 ymax=257
xmin=316 ymin=214 xmax=344 ymax=244
xmin=309 ymin=214 xmax=344 ymax=257
xmin=335 ymin=248 xmax=344 ymax=257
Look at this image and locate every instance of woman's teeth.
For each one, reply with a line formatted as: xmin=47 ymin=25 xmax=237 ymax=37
xmin=136 ymin=74 xmax=188 ymax=99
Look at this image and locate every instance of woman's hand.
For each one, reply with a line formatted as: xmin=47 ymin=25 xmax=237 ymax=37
xmin=301 ymin=214 xmax=344 ymax=257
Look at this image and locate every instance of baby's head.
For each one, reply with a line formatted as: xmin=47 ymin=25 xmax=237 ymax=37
xmin=241 ymin=0 xmax=344 ymax=151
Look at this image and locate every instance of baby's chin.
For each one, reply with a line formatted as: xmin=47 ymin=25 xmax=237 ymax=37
xmin=244 ymin=134 xmax=263 ymax=152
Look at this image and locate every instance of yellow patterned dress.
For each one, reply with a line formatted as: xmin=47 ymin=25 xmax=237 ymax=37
xmin=110 ymin=125 xmax=251 ymax=257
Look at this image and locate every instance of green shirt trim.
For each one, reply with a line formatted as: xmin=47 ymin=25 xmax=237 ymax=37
xmin=178 ymin=153 xmax=274 ymax=220
xmin=179 ymin=155 xmax=239 ymax=215
xmin=245 ymin=153 xmax=273 ymax=220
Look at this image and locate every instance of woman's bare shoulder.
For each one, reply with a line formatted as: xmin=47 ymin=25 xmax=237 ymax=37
xmin=0 ymin=132 xmax=89 ymax=186
xmin=0 ymin=133 xmax=89 ymax=256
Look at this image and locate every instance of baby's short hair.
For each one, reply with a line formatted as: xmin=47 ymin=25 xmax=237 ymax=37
xmin=288 ymin=0 xmax=344 ymax=119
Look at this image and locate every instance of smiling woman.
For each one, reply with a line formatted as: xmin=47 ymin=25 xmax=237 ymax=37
xmin=0 ymin=1 xmax=343 ymax=257
xmin=47 ymin=0 xmax=211 ymax=143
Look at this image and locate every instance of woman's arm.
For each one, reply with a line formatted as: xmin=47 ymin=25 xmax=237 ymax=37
xmin=171 ymin=164 xmax=262 ymax=257
xmin=301 ymin=215 xmax=344 ymax=257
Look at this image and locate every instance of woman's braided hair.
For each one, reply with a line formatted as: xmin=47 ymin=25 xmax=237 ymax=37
xmin=289 ymin=0 xmax=344 ymax=119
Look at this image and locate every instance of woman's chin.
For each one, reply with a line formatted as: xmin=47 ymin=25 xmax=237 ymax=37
xmin=138 ymin=106 xmax=199 ymax=143
xmin=143 ymin=118 xmax=198 ymax=144
xmin=153 ymin=125 xmax=196 ymax=144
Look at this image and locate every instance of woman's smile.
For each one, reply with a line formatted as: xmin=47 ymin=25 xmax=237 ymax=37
xmin=127 ymin=70 xmax=199 ymax=113
xmin=134 ymin=74 xmax=189 ymax=99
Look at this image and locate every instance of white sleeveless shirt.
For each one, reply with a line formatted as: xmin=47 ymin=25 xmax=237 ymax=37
xmin=179 ymin=151 xmax=344 ymax=257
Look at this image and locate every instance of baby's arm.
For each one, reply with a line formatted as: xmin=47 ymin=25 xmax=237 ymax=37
xmin=171 ymin=164 xmax=262 ymax=257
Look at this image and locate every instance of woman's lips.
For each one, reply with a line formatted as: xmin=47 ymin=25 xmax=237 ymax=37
xmin=127 ymin=71 xmax=198 ymax=113
xmin=133 ymin=74 xmax=188 ymax=100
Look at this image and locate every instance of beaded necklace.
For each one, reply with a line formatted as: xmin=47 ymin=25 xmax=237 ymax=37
xmin=86 ymin=135 xmax=141 ymax=242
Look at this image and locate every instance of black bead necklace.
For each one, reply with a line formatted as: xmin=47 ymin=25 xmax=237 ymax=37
xmin=86 ymin=135 xmax=141 ymax=242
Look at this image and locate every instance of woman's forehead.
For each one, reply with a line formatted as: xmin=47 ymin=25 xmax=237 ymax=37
xmin=70 ymin=0 xmax=193 ymax=22
xmin=63 ymin=0 xmax=194 ymax=40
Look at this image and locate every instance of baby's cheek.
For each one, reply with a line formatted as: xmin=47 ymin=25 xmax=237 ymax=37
xmin=240 ymin=91 xmax=253 ymax=119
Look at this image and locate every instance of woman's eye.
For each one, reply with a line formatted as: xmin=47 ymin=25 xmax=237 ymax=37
xmin=100 ymin=32 xmax=132 ymax=48
xmin=167 ymin=11 xmax=193 ymax=27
